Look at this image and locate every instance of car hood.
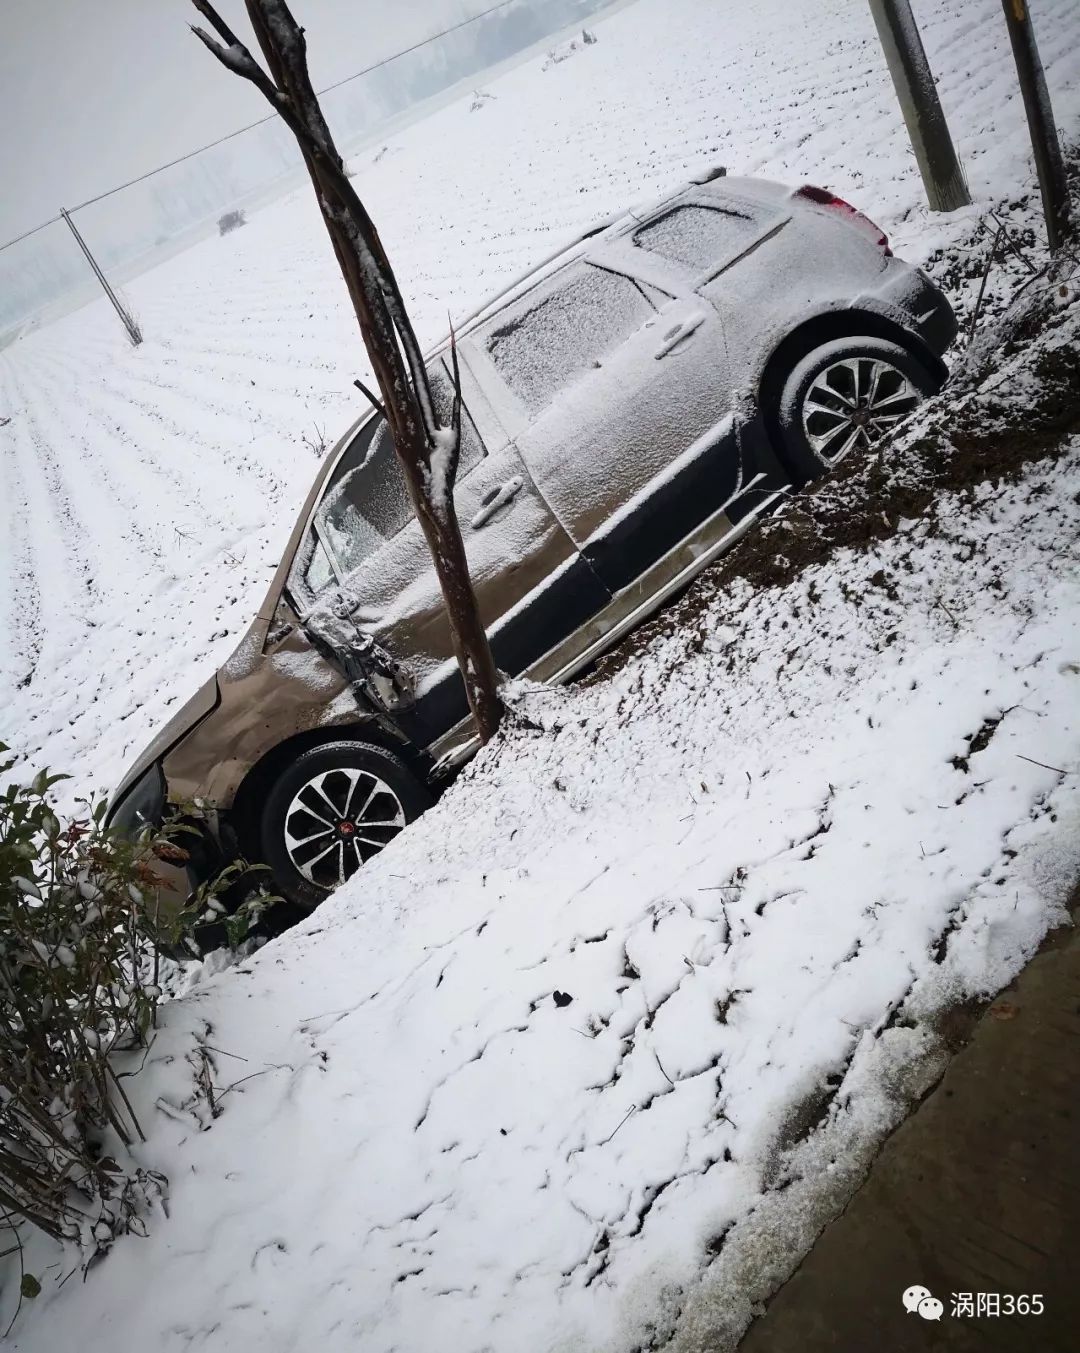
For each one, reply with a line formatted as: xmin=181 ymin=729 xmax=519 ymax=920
xmin=110 ymin=674 xmax=221 ymax=811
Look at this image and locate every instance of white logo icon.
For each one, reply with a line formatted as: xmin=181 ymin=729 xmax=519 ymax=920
xmin=902 ymin=1285 xmax=943 ymax=1321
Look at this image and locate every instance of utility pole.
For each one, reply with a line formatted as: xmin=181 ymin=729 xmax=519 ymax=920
xmin=1000 ymin=0 xmax=1070 ymax=251
xmin=59 ymin=208 xmax=143 ymax=345
xmin=868 ymin=0 xmax=971 ymax=212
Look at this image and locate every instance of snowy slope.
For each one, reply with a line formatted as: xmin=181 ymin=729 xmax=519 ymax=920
xmin=3 ymin=0 xmax=1080 ymax=799
xmin=3 ymin=0 xmax=1080 ymax=1347
xmin=9 ymin=397 xmax=1080 ymax=1352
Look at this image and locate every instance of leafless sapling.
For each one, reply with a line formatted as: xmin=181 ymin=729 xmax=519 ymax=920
xmin=189 ymin=0 xmax=503 ymax=741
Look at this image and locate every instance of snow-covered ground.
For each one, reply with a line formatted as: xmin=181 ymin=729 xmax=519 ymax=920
xmin=3 ymin=0 xmax=1080 ymax=1347
xmin=9 ymin=368 xmax=1080 ymax=1351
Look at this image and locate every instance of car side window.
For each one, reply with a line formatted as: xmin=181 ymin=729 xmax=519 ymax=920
xmin=302 ymin=535 xmax=336 ymax=597
xmin=299 ymin=362 xmax=485 ymax=598
xmin=429 ymin=363 xmax=484 ymax=479
xmin=485 ymin=266 xmax=653 ymax=415
xmin=633 ymin=203 xmax=758 ymax=272
xmin=316 ymin=415 xmax=409 ymax=580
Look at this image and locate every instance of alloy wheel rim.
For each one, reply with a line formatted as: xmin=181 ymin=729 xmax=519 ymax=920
xmin=283 ymin=767 xmax=406 ymax=890
xmin=801 ymin=356 xmax=922 ymax=463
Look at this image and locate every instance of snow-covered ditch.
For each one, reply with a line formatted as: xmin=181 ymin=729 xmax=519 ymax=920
xmin=10 ymin=300 xmax=1080 ymax=1347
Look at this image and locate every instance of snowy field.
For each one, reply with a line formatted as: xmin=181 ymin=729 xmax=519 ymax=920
xmin=3 ymin=0 xmax=1080 ymax=1348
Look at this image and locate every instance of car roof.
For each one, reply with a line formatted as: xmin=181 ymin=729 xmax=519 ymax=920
xmin=426 ymin=170 xmax=793 ymax=356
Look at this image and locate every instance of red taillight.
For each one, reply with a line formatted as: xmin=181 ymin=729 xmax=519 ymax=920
xmin=795 ymin=184 xmax=892 ymax=256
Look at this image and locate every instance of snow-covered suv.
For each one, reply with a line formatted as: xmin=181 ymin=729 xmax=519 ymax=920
xmin=108 ymin=171 xmax=956 ymax=919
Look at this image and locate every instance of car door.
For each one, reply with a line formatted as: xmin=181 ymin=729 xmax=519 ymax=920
xmin=290 ymin=356 xmax=606 ymax=745
xmin=465 ymin=256 xmax=738 ymax=595
xmin=619 ymin=186 xmax=793 ymax=404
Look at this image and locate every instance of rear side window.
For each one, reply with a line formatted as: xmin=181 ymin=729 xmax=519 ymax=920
xmin=486 ymin=267 xmax=652 ymax=414
xmin=633 ymin=204 xmax=758 ymax=272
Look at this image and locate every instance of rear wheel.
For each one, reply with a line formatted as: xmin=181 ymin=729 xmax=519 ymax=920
xmin=778 ymin=336 xmax=942 ymax=480
xmin=260 ymin=740 xmax=431 ymax=914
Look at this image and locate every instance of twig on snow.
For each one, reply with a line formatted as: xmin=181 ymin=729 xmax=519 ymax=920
xmin=599 ymin=1105 xmax=637 ymax=1145
xmin=200 ymin=1044 xmax=249 ymax=1063
xmin=968 ymin=221 xmax=1004 ymax=342
xmin=1015 ymin=754 xmax=1070 ymax=775
xmin=196 ymin=1045 xmax=218 ymax=1118
xmin=988 ymin=212 xmax=1038 ymax=274
xmin=214 ymin=1067 xmax=278 ymax=1102
xmin=300 ymin=422 xmax=327 ymax=457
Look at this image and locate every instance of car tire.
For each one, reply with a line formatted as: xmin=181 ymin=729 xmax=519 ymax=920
xmin=777 ymin=336 xmax=942 ymax=481
xmin=259 ymin=739 xmax=431 ymax=915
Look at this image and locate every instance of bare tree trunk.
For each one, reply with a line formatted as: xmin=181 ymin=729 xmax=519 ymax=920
xmin=190 ymin=0 xmax=502 ymax=742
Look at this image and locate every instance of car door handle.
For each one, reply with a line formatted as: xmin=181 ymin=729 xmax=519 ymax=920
xmin=471 ymin=476 xmax=523 ymax=529
xmin=655 ymin=310 xmax=708 ymax=359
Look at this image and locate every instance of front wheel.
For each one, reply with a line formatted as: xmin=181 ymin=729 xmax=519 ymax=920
xmin=260 ymin=739 xmax=431 ymax=914
xmin=778 ymin=336 xmax=942 ymax=480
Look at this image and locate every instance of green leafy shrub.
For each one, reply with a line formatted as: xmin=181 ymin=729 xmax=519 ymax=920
xmin=0 ymin=743 xmax=268 ymax=1262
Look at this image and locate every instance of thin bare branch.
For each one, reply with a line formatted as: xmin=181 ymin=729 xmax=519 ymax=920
xmin=190 ymin=0 xmax=244 ymax=47
xmin=353 ymin=379 xmax=387 ymax=419
xmin=445 ymin=319 xmax=464 ymax=485
xmin=188 ymin=19 xmax=281 ymax=106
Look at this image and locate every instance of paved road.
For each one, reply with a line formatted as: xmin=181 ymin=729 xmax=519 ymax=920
xmin=740 ymin=887 xmax=1080 ymax=1352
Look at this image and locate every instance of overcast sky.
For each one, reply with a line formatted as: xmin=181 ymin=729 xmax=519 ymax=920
xmin=0 ymin=0 xmax=484 ymax=241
